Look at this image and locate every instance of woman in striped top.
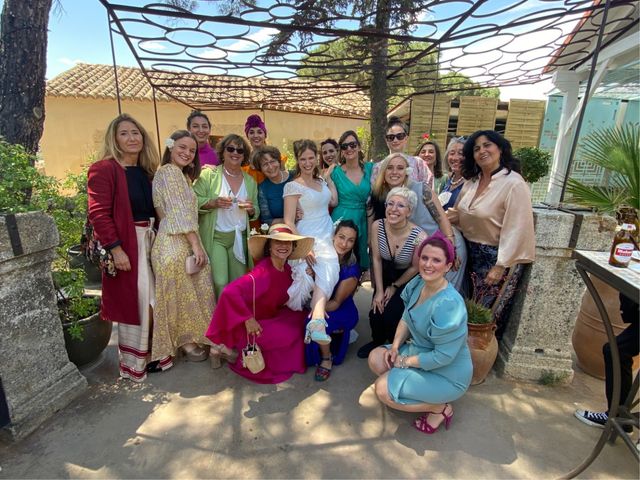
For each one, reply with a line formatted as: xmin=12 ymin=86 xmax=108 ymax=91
xmin=358 ymin=186 xmax=427 ymax=359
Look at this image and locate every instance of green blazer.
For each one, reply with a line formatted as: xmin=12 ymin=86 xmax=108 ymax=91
xmin=193 ymin=165 xmax=260 ymax=269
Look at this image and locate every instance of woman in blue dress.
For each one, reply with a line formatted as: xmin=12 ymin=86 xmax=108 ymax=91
xmin=306 ymin=220 xmax=361 ymax=381
xmin=368 ymin=231 xmax=472 ymax=434
xmin=253 ymin=145 xmax=292 ymax=225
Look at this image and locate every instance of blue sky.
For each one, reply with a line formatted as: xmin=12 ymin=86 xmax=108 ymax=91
xmin=0 ymin=0 xmax=563 ymax=99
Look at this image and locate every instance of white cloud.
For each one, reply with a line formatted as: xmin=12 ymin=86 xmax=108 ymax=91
xmin=59 ymin=57 xmax=83 ymax=67
xmin=199 ymin=48 xmax=226 ymax=60
xmin=226 ymin=27 xmax=279 ymax=53
xmin=139 ymin=41 xmax=166 ymax=51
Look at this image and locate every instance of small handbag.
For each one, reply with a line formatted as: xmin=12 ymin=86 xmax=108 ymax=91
xmin=185 ymin=254 xmax=207 ymax=275
xmin=241 ymin=274 xmax=265 ymax=374
xmin=242 ymin=334 xmax=265 ymax=374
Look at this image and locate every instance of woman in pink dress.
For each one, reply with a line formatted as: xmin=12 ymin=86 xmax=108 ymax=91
xmin=205 ymin=224 xmax=314 ymax=384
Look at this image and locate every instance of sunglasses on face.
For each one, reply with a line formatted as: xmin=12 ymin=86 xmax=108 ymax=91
xmin=340 ymin=141 xmax=358 ymax=151
xmin=385 ymin=132 xmax=407 ymax=142
xmin=225 ymin=146 xmax=245 ymax=154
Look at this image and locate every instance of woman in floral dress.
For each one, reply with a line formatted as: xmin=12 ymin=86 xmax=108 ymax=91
xmin=151 ymin=130 xmax=216 ymax=369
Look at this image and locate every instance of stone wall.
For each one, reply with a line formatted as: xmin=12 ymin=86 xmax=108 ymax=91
xmin=496 ymin=207 xmax=616 ymax=384
xmin=0 ymin=212 xmax=86 ymax=442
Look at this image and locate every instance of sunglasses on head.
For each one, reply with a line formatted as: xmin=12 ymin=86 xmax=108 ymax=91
xmin=385 ymin=132 xmax=407 ymax=142
xmin=225 ymin=146 xmax=245 ymax=154
xmin=340 ymin=141 xmax=358 ymax=151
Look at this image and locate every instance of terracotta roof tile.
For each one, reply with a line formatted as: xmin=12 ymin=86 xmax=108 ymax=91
xmin=47 ymin=63 xmax=370 ymax=118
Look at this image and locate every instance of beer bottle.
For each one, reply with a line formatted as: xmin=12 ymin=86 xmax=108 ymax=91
xmin=608 ymin=209 xmax=637 ymax=268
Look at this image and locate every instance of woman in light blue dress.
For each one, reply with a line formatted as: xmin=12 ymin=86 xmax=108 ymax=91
xmin=368 ymin=231 xmax=472 ymax=435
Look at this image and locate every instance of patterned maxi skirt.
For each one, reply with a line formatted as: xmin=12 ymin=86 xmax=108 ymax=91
xmin=118 ymin=221 xmax=157 ymax=382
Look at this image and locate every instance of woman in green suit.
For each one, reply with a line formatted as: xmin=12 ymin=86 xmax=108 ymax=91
xmin=193 ymin=134 xmax=259 ymax=298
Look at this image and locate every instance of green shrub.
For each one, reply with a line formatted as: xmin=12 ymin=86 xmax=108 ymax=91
xmin=514 ymin=146 xmax=551 ymax=184
xmin=465 ymin=298 xmax=493 ymax=325
xmin=0 ymin=139 xmax=97 ymax=339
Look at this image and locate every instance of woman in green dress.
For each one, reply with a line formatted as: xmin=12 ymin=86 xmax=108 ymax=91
xmin=193 ymin=134 xmax=260 ymax=298
xmin=329 ymin=130 xmax=372 ymax=270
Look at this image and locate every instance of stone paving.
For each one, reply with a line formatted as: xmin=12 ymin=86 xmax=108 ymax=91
xmin=0 ymin=284 xmax=637 ymax=479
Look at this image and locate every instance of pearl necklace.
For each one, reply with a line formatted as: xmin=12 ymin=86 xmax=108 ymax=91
xmin=448 ymin=175 xmax=464 ymax=188
xmin=224 ymin=167 xmax=240 ymax=177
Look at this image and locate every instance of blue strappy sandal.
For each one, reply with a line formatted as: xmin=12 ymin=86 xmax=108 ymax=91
xmin=305 ymin=318 xmax=331 ymax=345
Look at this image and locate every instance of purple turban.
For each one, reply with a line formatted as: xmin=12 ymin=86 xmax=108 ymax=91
xmin=416 ymin=230 xmax=456 ymax=265
xmin=244 ymin=114 xmax=267 ymax=136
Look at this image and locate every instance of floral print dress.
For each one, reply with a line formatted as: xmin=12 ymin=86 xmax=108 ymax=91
xmin=151 ymin=164 xmax=216 ymax=364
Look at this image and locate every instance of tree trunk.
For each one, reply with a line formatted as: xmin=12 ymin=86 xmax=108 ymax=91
xmin=369 ymin=0 xmax=390 ymax=162
xmin=0 ymin=0 xmax=53 ymax=160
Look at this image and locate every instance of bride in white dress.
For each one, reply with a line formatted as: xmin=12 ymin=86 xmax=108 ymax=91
xmin=283 ymin=139 xmax=339 ymax=345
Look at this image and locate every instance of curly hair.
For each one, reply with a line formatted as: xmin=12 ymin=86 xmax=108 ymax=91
xmin=461 ymin=130 xmax=521 ymax=179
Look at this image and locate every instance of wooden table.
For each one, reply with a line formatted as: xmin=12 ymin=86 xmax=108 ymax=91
xmin=561 ymin=250 xmax=639 ymax=479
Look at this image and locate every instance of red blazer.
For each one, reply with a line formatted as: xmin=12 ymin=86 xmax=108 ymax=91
xmin=87 ymin=158 xmax=142 ymax=326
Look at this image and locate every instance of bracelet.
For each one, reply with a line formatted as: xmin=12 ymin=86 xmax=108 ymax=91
xmin=399 ymin=355 xmax=408 ymax=369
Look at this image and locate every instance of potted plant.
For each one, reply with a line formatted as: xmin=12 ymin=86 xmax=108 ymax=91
xmin=1 ymin=140 xmax=110 ymax=366
xmin=514 ymin=146 xmax=551 ymax=184
xmin=465 ymin=274 xmax=499 ymax=385
xmin=565 ymin=124 xmax=639 ymax=378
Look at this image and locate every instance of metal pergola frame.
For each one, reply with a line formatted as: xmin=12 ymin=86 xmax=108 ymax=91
xmin=99 ymin=0 xmax=638 ymax=203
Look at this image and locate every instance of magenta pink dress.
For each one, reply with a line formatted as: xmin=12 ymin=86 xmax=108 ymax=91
xmin=205 ymin=258 xmax=307 ymax=384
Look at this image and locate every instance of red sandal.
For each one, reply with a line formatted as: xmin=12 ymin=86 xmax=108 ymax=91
xmin=414 ymin=404 xmax=453 ymax=434
xmin=314 ymin=356 xmax=332 ymax=382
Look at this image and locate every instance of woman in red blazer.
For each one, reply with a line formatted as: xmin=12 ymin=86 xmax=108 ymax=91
xmin=87 ymin=114 xmax=160 ymax=382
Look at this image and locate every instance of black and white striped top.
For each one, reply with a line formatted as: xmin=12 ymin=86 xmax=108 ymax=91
xmin=378 ymin=220 xmax=424 ymax=269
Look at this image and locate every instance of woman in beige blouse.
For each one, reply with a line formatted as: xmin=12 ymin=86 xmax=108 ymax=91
xmin=447 ymin=130 xmax=534 ymax=338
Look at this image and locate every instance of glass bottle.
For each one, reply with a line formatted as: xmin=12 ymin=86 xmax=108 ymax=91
xmin=609 ymin=208 xmax=638 ymax=268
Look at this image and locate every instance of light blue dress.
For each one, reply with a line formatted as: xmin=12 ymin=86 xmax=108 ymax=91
xmin=386 ymin=276 xmax=472 ymax=405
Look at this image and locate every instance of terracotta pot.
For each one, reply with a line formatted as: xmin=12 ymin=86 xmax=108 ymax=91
xmin=572 ymin=276 xmax=639 ymax=379
xmin=467 ymin=322 xmax=498 ymax=385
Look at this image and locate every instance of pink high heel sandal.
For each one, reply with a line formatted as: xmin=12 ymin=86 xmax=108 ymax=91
xmin=414 ymin=404 xmax=453 ymax=434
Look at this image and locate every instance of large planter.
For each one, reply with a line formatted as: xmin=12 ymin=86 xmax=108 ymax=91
xmin=62 ymin=311 xmax=112 ymax=367
xmin=67 ymin=244 xmax=102 ymax=288
xmin=468 ymin=322 xmax=499 ymax=385
xmin=572 ymin=275 xmax=639 ymax=379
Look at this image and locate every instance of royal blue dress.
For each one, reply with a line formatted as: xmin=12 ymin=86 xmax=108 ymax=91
xmin=386 ymin=276 xmax=472 ymax=405
xmin=305 ymin=263 xmax=360 ymax=366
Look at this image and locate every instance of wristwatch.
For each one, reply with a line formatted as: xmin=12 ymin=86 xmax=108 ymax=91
xmin=391 ymin=282 xmax=399 ymax=289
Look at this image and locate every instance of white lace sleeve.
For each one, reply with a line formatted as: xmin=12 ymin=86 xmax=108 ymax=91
xmin=283 ymin=181 xmax=305 ymax=197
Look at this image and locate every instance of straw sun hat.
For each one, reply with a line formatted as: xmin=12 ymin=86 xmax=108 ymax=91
xmin=248 ymin=223 xmax=314 ymax=261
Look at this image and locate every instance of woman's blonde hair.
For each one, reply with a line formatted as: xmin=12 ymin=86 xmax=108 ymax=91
xmin=386 ymin=186 xmax=417 ymax=212
xmin=98 ymin=113 xmax=159 ymax=178
xmin=372 ymin=152 xmax=409 ymax=200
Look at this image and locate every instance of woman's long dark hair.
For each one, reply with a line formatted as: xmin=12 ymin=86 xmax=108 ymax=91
xmin=161 ymin=130 xmax=201 ymax=181
xmin=415 ymin=140 xmax=443 ymax=178
xmin=338 ymin=130 xmax=365 ymax=167
xmin=334 ymin=219 xmax=360 ymax=267
xmin=461 ymin=130 xmax=521 ymax=179
xmin=292 ymin=139 xmax=321 ymax=179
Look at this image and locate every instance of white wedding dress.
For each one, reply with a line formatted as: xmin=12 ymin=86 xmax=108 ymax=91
xmin=283 ymin=180 xmax=339 ymax=310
